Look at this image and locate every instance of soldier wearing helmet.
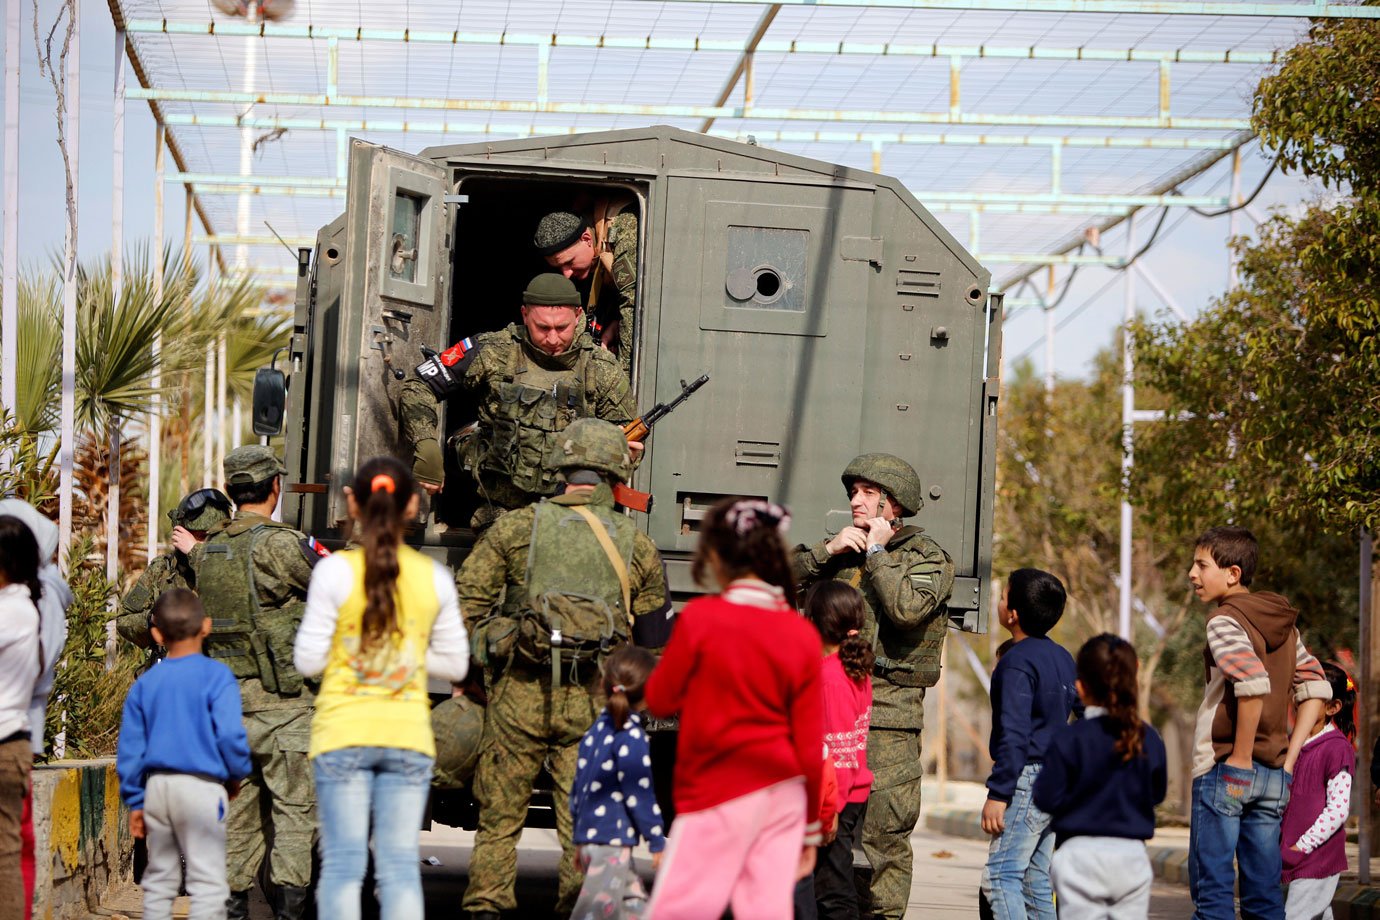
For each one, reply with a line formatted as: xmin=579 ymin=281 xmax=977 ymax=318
xmin=396 ymin=272 xmax=639 ymax=532
xmin=114 ymin=487 xmax=234 ymax=652
xmin=457 ymin=418 xmax=670 ymax=920
xmin=791 ymin=453 xmax=955 ymax=920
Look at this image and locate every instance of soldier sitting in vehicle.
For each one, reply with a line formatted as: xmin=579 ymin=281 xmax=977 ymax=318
xmin=398 ymin=272 xmax=639 ymax=532
xmin=534 ymin=194 xmax=638 ymax=377
xmin=457 ymin=418 xmax=670 ymax=920
xmin=114 ymin=487 xmax=233 ymax=655
xmin=791 ymin=453 xmax=956 ymax=920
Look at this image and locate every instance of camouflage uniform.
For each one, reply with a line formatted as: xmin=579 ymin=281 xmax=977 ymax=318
xmin=457 ymin=478 xmax=667 ymax=917
xmin=189 ymin=448 xmax=323 ymax=915
xmin=588 ymin=208 xmax=638 ymax=378
xmin=398 ymin=322 xmax=635 ymax=529
xmin=792 ymin=455 xmax=955 ymax=920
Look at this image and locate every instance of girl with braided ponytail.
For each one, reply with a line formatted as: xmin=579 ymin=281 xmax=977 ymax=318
xmin=804 ymin=581 xmax=874 ymax=920
xmin=1032 ymin=634 xmax=1167 ymax=919
xmin=293 ymin=456 xmax=471 ymax=920
xmin=645 ymin=498 xmax=825 ymax=920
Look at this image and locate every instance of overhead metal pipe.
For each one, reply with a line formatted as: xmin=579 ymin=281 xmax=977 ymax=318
xmin=583 ymin=0 xmax=1380 ymax=17
xmin=1 ymin=0 xmax=19 ymax=438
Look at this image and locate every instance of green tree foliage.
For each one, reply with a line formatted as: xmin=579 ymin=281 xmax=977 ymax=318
xmin=1134 ymin=15 xmax=1379 ymax=536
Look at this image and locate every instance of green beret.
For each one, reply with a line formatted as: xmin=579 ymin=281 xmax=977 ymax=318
xmin=224 ymin=445 xmax=287 ymax=486
xmin=533 ymin=211 xmax=587 ymax=256
xmin=522 ymin=273 xmax=582 ymax=308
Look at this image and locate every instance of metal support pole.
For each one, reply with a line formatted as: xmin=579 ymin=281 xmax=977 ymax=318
xmin=216 ymin=335 xmax=227 ymax=480
xmin=112 ymin=29 xmax=125 ymax=299
xmin=949 ymin=55 xmax=961 ymax=121
xmin=1132 ymin=262 xmax=1189 ymax=321
xmin=1049 ymin=144 xmax=1061 ymax=196
xmin=203 ymin=336 xmax=215 ymax=487
xmin=1044 ymin=266 xmax=1056 ymax=396
xmin=1360 ymin=528 xmax=1374 ymax=884
xmin=871 ymin=140 xmax=883 ymax=174
xmin=58 ymin=3 xmax=82 ymax=561
xmin=1227 ymin=148 xmax=1242 ymax=290
xmin=1 ymin=0 xmax=19 ymax=434
xmin=535 ymin=41 xmax=549 ymax=110
xmin=1118 ymin=214 xmax=1136 ymax=640
xmin=236 ymin=2 xmax=260 ymax=278
xmin=148 ymin=124 xmax=164 ymax=563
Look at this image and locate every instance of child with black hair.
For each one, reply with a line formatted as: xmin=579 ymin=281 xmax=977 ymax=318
xmin=804 ymin=581 xmax=874 ymax=920
xmin=1281 ymin=663 xmax=1357 ymax=920
xmin=1032 ymin=634 xmax=1167 ymax=919
xmin=980 ymin=568 xmax=1078 ymax=920
xmin=645 ymin=498 xmax=824 ymax=920
xmin=569 ymin=645 xmax=666 ymax=920
xmin=0 ymin=515 xmax=42 ymax=920
xmin=116 ymin=588 xmax=252 ymax=920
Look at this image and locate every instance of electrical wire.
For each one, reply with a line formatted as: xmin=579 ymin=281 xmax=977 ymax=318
xmin=1184 ymin=157 xmax=1280 ymax=218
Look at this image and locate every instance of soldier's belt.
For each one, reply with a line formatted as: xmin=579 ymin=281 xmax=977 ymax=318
xmin=874 ymin=656 xmax=918 ymax=673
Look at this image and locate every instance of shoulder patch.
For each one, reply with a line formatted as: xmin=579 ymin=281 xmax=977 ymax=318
xmin=300 ymin=536 xmax=331 ymax=567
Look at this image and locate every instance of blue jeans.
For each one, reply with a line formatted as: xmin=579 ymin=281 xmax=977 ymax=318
xmin=313 ymin=746 xmax=434 ymax=920
xmin=981 ymin=764 xmax=1056 ymax=920
xmin=1189 ymin=760 xmax=1290 ymax=920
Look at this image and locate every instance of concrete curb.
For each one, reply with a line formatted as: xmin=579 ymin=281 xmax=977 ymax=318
xmin=30 ymin=758 xmax=133 ymax=920
xmin=923 ymin=806 xmax=1378 ymax=911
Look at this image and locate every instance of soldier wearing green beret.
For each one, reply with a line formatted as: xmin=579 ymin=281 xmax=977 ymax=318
xmin=791 ymin=453 xmax=956 ymax=920
xmin=533 ymin=196 xmax=638 ymax=378
xmin=398 ymin=272 xmax=639 ymax=532
xmin=114 ymin=487 xmax=233 ymax=654
xmin=459 ymin=419 xmax=670 ymax=920
xmin=189 ymin=445 xmax=328 ymax=920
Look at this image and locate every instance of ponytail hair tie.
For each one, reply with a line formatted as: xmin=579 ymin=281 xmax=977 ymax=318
xmin=611 ymin=684 xmax=626 ymax=694
xmin=846 ymin=629 xmax=859 ymax=637
xmin=724 ymin=499 xmax=792 ymax=536
xmin=370 ymin=474 xmax=396 ymax=494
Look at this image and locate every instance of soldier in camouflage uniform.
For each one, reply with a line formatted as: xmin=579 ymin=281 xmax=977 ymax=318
xmin=189 ymin=446 xmax=328 ymax=920
xmin=114 ymin=488 xmax=232 ymax=656
xmin=792 ymin=453 xmax=955 ymax=920
xmin=458 ymin=419 xmax=670 ymax=920
xmin=534 ymin=198 xmax=638 ymax=378
xmin=398 ymin=273 xmax=637 ymax=531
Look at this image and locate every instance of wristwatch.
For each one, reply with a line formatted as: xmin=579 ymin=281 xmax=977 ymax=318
xmin=866 ymin=543 xmax=886 ymax=558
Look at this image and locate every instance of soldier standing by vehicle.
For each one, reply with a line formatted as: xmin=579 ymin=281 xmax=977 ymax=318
xmin=114 ymin=488 xmax=233 ymax=654
xmin=533 ymin=196 xmax=638 ymax=377
xmin=791 ymin=453 xmax=955 ymax=920
xmin=191 ymin=447 xmax=327 ymax=920
xmin=397 ymin=273 xmax=639 ymax=531
xmin=457 ymin=419 xmax=670 ymax=920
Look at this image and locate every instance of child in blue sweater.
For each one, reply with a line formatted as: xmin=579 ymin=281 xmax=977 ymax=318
xmin=1033 ymin=634 xmax=1167 ymax=919
xmin=116 ymin=588 xmax=251 ymax=920
xmin=569 ymin=645 xmax=666 ymax=920
xmin=980 ymin=569 xmax=1078 ymax=920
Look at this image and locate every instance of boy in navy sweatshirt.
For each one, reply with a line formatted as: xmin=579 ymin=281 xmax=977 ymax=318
xmin=117 ymin=589 xmax=251 ymax=920
xmin=979 ymin=569 xmax=1078 ymax=920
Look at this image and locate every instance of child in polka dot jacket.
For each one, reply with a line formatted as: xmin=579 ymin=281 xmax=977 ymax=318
xmin=569 ymin=645 xmax=666 ymax=920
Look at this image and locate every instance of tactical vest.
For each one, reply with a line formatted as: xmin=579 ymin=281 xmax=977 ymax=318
xmin=503 ymin=500 xmax=636 ymax=681
xmin=472 ymin=331 xmax=596 ymax=496
xmin=198 ymin=521 xmax=308 ymax=695
xmin=846 ymin=527 xmax=950 ymax=690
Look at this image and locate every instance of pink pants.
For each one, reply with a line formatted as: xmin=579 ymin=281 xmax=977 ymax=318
xmin=648 ymin=779 xmax=806 ymax=920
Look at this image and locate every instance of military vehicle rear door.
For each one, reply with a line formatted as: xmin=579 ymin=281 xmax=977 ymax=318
xmin=331 ymin=140 xmax=452 ymax=522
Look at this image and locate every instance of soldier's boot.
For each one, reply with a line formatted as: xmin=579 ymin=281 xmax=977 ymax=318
xmin=225 ymin=890 xmax=251 ymax=920
xmin=275 ymin=885 xmax=311 ymax=920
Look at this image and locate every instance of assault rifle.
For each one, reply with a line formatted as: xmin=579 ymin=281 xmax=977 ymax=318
xmin=612 ymin=373 xmax=710 ymax=513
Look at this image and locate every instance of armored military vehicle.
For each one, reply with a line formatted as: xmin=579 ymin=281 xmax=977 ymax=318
xmin=266 ymin=125 xmax=1000 ymax=630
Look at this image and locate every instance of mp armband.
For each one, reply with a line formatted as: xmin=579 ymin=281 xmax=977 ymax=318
xmin=415 ymin=337 xmax=479 ymax=400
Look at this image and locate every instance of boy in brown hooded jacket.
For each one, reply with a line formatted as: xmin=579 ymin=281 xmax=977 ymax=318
xmin=1186 ymin=525 xmax=1332 ymax=920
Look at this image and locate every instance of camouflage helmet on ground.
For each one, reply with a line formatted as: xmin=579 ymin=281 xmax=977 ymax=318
xmin=842 ymin=453 xmax=924 ymax=517
xmin=430 ymin=695 xmax=485 ymax=789
xmin=546 ymin=418 xmax=633 ymax=484
xmin=168 ymin=488 xmax=233 ymax=531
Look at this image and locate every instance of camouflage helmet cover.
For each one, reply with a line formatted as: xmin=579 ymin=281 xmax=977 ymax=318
xmin=430 ymin=695 xmax=485 ymax=789
xmin=842 ymin=452 xmax=924 ymax=517
xmin=546 ymin=418 xmax=632 ymax=484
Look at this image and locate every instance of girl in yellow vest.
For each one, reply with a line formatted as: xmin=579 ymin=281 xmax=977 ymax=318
xmin=293 ymin=456 xmax=470 ymax=920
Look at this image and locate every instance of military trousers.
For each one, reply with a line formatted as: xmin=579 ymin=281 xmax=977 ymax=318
xmin=462 ymin=665 xmax=600 ymax=917
xmin=862 ymin=722 xmax=927 ymax=920
xmin=226 ymin=698 xmax=317 ymax=893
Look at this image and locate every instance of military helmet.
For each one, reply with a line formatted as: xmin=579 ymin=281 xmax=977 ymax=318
xmin=168 ymin=488 xmax=233 ymax=531
xmin=842 ymin=453 xmax=924 ymax=517
xmin=430 ymin=695 xmax=485 ymax=789
xmin=547 ymin=418 xmax=633 ymax=484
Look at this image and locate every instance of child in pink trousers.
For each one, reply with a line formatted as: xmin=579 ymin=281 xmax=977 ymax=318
xmin=645 ymin=499 xmax=824 ymax=920
xmin=1281 ymin=663 xmax=1356 ymax=920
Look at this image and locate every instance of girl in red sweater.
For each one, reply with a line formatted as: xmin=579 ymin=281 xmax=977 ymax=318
xmin=645 ymin=499 xmax=824 ymax=920
xmin=805 ymin=582 xmax=874 ymax=920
